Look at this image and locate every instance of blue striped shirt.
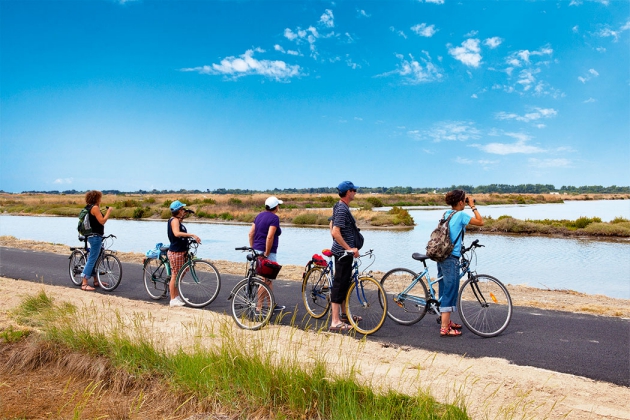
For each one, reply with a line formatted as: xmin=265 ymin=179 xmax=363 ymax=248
xmin=331 ymin=201 xmax=356 ymax=256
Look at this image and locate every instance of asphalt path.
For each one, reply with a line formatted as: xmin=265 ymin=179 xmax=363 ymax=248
xmin=1 ymin=246 xmax=628 ymax=387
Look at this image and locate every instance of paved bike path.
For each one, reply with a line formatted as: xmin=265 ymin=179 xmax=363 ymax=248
xmin=1 ymin=247 xmax=628 ymax=387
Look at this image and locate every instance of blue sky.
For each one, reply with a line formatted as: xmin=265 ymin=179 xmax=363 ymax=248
xmin=1 ymin=0 xmax=628 ymax=192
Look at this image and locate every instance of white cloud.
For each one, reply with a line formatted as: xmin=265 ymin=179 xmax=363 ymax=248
xmin=409 ymin=121 xmax=481 ymax=142
xmin=578 ymin=68 xmax=599 ymax=83
xmin=379 ymin=51 xmax=443 ymax=84
xmin=595 ymin=20 xmax=630 ymax=41
xmin=390 ymin=26 xmax=407 ymax=39
xmin=473 ymin=136 xmax=544 ymax=155
xmin=420 ymin=0 xmax=445 ymax=3
xmin=448 ymin=39 xmax=482 ymax=68
xmin=572 ymin=25 xmax=579 ymax=33
xmin=319 ymin=9 xmax=334 ymax=28
xmin=180 ymin=49 xmax=301 ymax=81
xmin=495 ymin=107 xmax=558 ymax=123
xmin=411 ymin=23 xmax=437 ymax=37
xmin=464 ymin=30 xmax=478 ymax=37
xmin=528 ymin=158 xmax=572 ymax=168
xmin=455 ymin=157 xmax=474 ymax=164
xmin=583 ymin=97 xmax=597 ymax=103
xmin=357 ymin=9 xmax=370 ymax=18
xmin=284 ymin=28 xmax=298 ymax=41
xmin=471 ymin=94 xmax=478 ymax=98
xmin=484 ymin=37 xmax=502 ymax=48
xmin=569 ymin=0 xmax=582 ymax=5
xmin=53 ymin=178 xmax=73 ymax=184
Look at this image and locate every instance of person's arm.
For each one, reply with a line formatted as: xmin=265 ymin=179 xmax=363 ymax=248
xmin=331 ymin=226 xmax=359 ymax=257
xmin=171 ymin=218 xmax=201 ymax=243
xmin=91 ymin=205 xmax=112 ymax=225
xmin=264 ymin=226 xmax=277 ymax=257
xmin=466 ymin=195 xmax=484 ymax=226
xmin=248 ymin=223 xmax=256 ymax=248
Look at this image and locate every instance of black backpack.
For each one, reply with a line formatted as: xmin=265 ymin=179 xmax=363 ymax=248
xmin=77 ymin=205 xmax=94 ymax=236
xmin=425 ymin=211 xmax=463 ymax=262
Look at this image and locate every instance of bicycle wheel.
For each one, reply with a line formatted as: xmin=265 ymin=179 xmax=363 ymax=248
xmin=458 ymin=274 xmax=512 ymax=338
xmin=177 ymin=259 xmax=221 ymax=308
xmin=230 ymin=278 xmax=275 ymax=330
xmin=97 ymin=254 xmax=123 ymax=291
xmin=143 ymin=258 xmax=169 ymax=300
xmin=68 ymin=250 xmax=86 ymax=286
xmin=345 ymin=276 xmax=388 ymax=335
xmin=380 ymin=268 xmax=429 ymax=325
xmin=301 ymin=266 xmax=331 ymax=319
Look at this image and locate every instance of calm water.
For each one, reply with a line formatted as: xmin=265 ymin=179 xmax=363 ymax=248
xmin=1 ymin=200 xmax=628 ymax=299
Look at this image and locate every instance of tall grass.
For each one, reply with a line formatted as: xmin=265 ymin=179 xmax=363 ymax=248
xmin=7 ymin=291 xmax=469 ymax=419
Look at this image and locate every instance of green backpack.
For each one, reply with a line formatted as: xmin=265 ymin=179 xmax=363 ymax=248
xmin=77 ymin=205 xmax=94 ymax=236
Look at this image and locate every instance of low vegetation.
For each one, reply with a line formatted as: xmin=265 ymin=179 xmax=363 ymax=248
xmin=469 ymin=216 xmax=630 ymax=238
xmin=1 ymin=291 xmax=468 ymax=419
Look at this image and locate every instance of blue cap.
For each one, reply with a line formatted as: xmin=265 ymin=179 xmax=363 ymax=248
xmin=170 ymin=200 xmax=186 ymax=212
xmin=337 ymin=181 xmax=357 ymax=194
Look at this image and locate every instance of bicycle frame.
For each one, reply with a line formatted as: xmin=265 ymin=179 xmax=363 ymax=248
xmin=346 ymin=250 xmax=375 ymax=306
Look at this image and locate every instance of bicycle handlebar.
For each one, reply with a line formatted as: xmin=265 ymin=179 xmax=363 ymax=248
xmin=462 ymin=239 xmax=484 ymax=254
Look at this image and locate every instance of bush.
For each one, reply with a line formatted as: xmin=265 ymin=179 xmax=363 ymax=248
xmin=228 ymin=198 xmax=243 ymax=206
xmin=573 ymin=216 xmax=601 ymax=229
xmin=292 ymin=213 xmax=330 ymax=225
xmin=318 ymin=196 xmax=337 ymax=206
xmin=388 ymin=207 xmax=414 ymax=226
xmin=365 ymin=197 xmax=384 ymax=208
xmin=219 ymin=212 xmax=233 ymax=221
xmin=611 ymin=217 xmax=629 ymax=224
xmin=133 ymin=207 xmax=150 ymax=219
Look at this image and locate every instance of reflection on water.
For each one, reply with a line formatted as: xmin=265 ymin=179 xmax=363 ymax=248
xmin=0 ymin=200 xmax=628 ymax=299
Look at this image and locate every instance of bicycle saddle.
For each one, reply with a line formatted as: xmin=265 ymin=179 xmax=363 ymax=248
xmin=412 ymin=253 xmax=430 ymax=262
xmin=160 ymin=246 xmax=169 ymax=253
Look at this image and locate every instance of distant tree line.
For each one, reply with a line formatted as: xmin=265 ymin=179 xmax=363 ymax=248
xmin=12 ymin=184 xmax=630 ymax=195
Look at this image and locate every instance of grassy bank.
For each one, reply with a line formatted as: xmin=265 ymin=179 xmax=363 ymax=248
xmin=468 ymin=216 xmax=630 ymax=238
xmin=1 ymin=291 xmax=468 ymax=419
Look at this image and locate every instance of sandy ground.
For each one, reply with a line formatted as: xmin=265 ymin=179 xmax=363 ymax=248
xmin=1 ymin=237 xmax=630 ymax=419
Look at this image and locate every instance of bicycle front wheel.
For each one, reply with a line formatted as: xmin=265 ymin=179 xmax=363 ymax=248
xmin=346 ymin=276 xmax=388 ymax=335
xmin=458 ymin=274 xmax=512 ymax=338
xmin=177 ymin=259 xmax=221 ymax=308
xmin=69 ymin=250 xmax=86 ymax=286
xmin=380 ymin=268 xmax=428 ymax=325
xmin=97 ymin=254 xmax=122 ymax=291
xmin=143 ymin=258 xmax=169 ymax=300
xmin=301 ymin=266 xmax=331 ymax=319
xmin=230 ymin=278 xmax=275 ymax=330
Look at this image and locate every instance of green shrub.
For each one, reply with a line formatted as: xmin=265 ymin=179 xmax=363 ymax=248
xmin=387 ymin=207 xmax=415 ymax=226
xmin=611 ymin=217 xmax=630 ymax=224
xmin=202 ymin=198 xmax=216 ymax=205
xmin=366 ymin=197 xmax=384 ymax=208
xmin=573 ymin=216 xmax=601 ymax=229
xmin=133 ymin=207 xmax=150 ymax=219
xmin=292 ymin=213 xmax=330 ymax=225
xmin=219 ymin=212 xmax=234 ymax=220
xmin=228 ymin=198 xmax=243 ymax=206
xmin=160 ymin=209 xmax=171 ymax=219
xmin=318 ymin=196 xmax=337 ymax=206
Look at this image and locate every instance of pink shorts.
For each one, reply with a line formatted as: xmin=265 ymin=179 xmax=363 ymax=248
xmin=167 ymin=251 xmax=187 ymax=276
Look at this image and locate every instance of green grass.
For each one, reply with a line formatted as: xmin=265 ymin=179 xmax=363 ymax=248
xmin=471 ymin=216 xmax=630 ymax=237
xmin=9 ymin=291 xmax=469 ymax=420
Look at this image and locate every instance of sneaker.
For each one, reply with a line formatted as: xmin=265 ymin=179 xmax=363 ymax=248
xmin=170 ymin=296 xmax=186 ymax=307
xmin=273 ymin=305 xmax=286 ymax=312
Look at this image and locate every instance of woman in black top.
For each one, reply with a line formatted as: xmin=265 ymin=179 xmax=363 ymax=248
xmin=167 ymin=200 xmax=201 ymax=307
xmin=80 ymin=190 xmax=112 ymax=291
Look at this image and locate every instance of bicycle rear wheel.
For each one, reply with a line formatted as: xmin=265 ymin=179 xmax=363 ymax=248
xmin=458 ymin=274 xmax=512 ymax=338
xmin=97 ymin=254 xmax=122 ymax=291
xmin=380 ymin=268 xmax=429 ymax=325
xmin=230 ymin=278 xmax=275 ymax=330
xmin=69 ymin=250 xmax=86 ymax=286
xmin=177 ymin=259 xmax=221 ymax=308
xmin=143 ymin=258 xmax=169 ymax=300
xmin=301 ymin=266 xmax=331 ymax=319
xmin=346 ymin=276 xmax=388 ymax=335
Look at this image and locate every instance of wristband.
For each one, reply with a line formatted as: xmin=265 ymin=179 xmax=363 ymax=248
xmin=471 ymin=207 xmax=478 ymax=211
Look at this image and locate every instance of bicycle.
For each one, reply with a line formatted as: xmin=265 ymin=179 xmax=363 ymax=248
xmin=142 ymin=239 xmax=221 ymax=307
xmin=228 ymin=246 xmax=276 ymax=330
xmin=379 ymin=239 xmax=512 ymax=337
xmin=68 ymin=234 xmax=122 ymax=291
xmin=302 ymin=249 xmax=388 ymax=335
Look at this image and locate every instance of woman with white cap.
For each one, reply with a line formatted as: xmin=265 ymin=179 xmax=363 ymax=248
xmin=249 ymin=196 xmax=285 ymax=312
xmin=167 ymin=200 xmax=201 ymax=307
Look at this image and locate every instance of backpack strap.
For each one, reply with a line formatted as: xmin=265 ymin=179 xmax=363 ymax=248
xmin=444 ymin=210 xmax=465 ymax=244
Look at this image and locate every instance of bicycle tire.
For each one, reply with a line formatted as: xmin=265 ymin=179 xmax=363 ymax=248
xmin=301 ymin=266 xmax=331 ymax=319
xmin=458 ymin=274 xmax=512 ymax=338
xmin=97 ymin=254 xmax=123 ymax=291
xmin=177 ymin=259 xmax=221 ymax=308
xmin=230 ymin=278 xmax=275 ymax=330
xmin=345 ymin=276 xmax=388 ymax=335
xmin=380 ymin=268 xmax=429 ymax=325
xmin=69 ymin=250 xmax=86 ymax=286
xmin=143 ymin=258 xmax=169 ymax=300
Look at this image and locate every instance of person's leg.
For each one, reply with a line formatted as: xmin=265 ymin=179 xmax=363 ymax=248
xmin=168 ymin=251 xmax=185 ymax=303
xmin=330 ymin=255 xmax=353 ymax=328
xmin=81 ymin=236 xmax=102 ymax=290
xmin=438 ymin=256 xmax=461 ymax=336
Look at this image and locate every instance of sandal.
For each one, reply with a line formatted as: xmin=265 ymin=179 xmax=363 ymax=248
xmin=340 ymin=313 xmax=362 ymax=323
xmin=328 ymin=323 xmax=353 ymax=333
xmin=92 ymin=281 xmax=100 ymax=288
xmin=440 ymin=327 xmax=462 ymax=337
xmin=81 ymin=284 xmax=95 ymax=291
xmin=449 ymin=321 xmax=462 ymax=330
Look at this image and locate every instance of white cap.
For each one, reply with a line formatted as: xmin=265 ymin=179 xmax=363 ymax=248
xmin=265 ymin=196 xmax=283 ymax=209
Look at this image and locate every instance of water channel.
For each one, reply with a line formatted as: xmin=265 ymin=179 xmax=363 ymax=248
xmin=1 ymin=200 xmax=628 ymax=299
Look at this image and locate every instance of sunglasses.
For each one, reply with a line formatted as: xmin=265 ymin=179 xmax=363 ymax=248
xmin=349 ymin=189 xmax=357 ymax=192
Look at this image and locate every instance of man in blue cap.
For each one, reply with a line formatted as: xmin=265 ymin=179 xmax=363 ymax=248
xmin=329 ymin=181 xmax=360 ymax=332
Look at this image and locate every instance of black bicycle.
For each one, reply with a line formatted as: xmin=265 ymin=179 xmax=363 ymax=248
xmin=68 ymin=234 xmax=122 ymax=291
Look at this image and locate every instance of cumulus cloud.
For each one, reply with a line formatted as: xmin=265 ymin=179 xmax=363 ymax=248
xmin=379 ymin=51 xmax=443 ymax=84
xmin=411 ymin=23 xmax=437 ymax=37
xmin=472 ymin=132 xmax=544 ymax=155
xmin=408 ymin=121 xmax=481 ymax=142
xmin=484 ymin=37 xmax=502 ymax=48
xmin=495 ymin=107 xmax=558 ymax=123
xmin=528 ymin=158 xmax=572 ymax=168
xmin=595 ymin=20 xmax=630 ymax=41
xmin=319 ymin=9 xmax=334 ymax=28
xmin=578 ymin=68 xmax=599 ymax=83
xmin=180 ymin=49 xmax=301 ymax=81
xmin=448 ymin=39 xmax=482 ymax=68
xmin=500 ymin=45 xmax=560 ymax=96
xmin=53 ymin=178 xmax=73 ymax=184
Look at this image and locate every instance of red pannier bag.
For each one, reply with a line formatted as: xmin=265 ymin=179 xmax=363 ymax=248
xmin=311 ymin=254 xmax=327 ymax=267
xmin=256 ymin=256 xmax=282 ymax=279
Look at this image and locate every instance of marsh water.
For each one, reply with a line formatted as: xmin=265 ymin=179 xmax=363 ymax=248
xmin=1 ymin=200 xmax=628 ymax=299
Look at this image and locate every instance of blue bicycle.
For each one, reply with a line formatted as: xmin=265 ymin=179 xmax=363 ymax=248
xmin=379 ymin=240 xmax=512 ymax=337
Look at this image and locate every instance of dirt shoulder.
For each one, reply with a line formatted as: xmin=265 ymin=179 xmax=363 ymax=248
xmin=2 ymin=235 xmax=629 ymax=318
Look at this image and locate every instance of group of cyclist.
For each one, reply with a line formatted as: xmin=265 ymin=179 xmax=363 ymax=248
xmin=80 ymin=181 xmax=483 ymax=337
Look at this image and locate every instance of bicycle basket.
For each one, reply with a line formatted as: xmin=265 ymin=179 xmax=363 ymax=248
xmin=255 ymin=256 xmax=282 ymax=280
